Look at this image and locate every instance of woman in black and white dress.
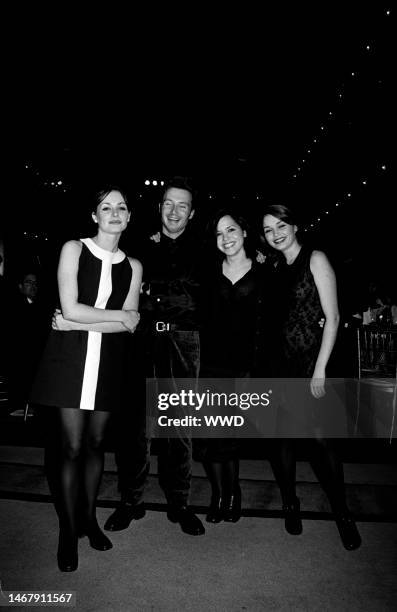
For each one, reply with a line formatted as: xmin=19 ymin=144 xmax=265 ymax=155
xmin=31 ymin=187 xmax=142 ymax=571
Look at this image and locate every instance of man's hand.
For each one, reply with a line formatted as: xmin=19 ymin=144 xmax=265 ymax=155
xmin=150 ymin=232 xmax=161 ymax=243
xmin=256 ymin=250 xmax=266 ymax=264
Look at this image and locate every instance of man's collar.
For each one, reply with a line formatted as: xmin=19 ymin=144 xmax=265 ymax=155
xmin=160 ymin=229 xmax=190 ymax=244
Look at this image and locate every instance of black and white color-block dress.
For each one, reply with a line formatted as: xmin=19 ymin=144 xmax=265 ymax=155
xmin=31 ymin=238 xmax=132 ymax=412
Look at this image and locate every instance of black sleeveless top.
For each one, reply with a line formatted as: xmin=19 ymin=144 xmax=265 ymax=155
xmin=276 ymin=246 xmax=324 ymax=377
xmin=200 ymin=263 xmax=263 ymax=377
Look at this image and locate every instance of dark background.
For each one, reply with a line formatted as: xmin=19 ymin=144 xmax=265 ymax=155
xmin=3 ymin=4 xmax=393 ymax=306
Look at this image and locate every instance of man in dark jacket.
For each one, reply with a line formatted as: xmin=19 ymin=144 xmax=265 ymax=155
xmin=10 ymin=271 xmax=49 ymax=414
xmin=105 ymin=177 xmax=205 ymax=536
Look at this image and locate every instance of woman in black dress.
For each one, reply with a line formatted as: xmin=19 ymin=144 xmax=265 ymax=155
xmin=31 ymin=187 xmax=142 ymax=571
xmin=200 ymin=209 xmax=265 ymax=523
xmin=262 ymin=204 xmax=361 ymax=550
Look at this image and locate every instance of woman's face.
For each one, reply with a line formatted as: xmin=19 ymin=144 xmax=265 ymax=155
xmin=92 ymin=190 xmax=130 ymax=234
xmin=263 ymin=214 xmax=297 ymax=252
xmin=216 ymin=215 xmax=246 ymax=257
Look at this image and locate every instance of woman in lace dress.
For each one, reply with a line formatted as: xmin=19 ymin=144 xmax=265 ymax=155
xmin=262 ymin=204 xmax=361 ymax=551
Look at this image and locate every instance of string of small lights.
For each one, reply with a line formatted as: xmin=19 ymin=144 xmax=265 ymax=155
xmin=21 ymin=7 xmax=391 ymax=237
xmin=301 ymin=7 xmax=391 ymax=232
xmin=291 ymin=7 xmax=391 ymax=185
xmin=23 ymin=162 xmax=69 ymax=193
xmin=303 ymin=164 xmax=388 ymax=232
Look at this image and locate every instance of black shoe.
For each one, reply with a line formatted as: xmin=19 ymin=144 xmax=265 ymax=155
xmin=206 ymin=496 xmax=224 ymax=523
xmin=283 ymin=498 xmax=302 ymax=535
xmin=104 ymin=503 xmax=146 ymax=532
xmin=85 ymin=521 xmax=113 ymax=551
xmin=335 ymin=514 xmax=361 ymax=551
xmin=223 ymin=487 xmax=242 ymax=523
xmin=167 ymin=506 xmax=205 ymax=536
xmin=57 ymin=532 xmax=78 ymax=572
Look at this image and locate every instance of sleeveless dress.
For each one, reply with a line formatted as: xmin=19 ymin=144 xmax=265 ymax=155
xmin=30 ymin=238 xmax=132 ymax=412
xmin=277 ymin=245 xmax=324 ymax=377
xmin=200 ymin=263 xmax=261 ymax=378
xmin=198 ymin=263 xmax=264 ymax=461
xmin=274 ymin=245 xmax=341 ymax=437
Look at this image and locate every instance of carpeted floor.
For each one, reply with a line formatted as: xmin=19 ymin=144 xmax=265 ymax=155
xmin=1 ymin=501 xmax=397 ymax=611
xmin=0 ymin=445 xmax=397 ymax=610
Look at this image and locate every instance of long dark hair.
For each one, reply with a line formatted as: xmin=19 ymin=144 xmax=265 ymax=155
xmin=206 ymin=207 xmax=257 ymax=260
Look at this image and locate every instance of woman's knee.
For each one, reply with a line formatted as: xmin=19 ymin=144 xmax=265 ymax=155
xmin=85 ymin=433 xmax=106 ymax=452
xmin=62 ymin=438 xmax=83 ymax=461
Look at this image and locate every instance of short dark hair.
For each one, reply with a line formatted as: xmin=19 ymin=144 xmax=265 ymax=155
xmin=19 ymin=270 xmax=39 ymax=284
xmin=262 ymin=203 xmax=299 ymax=226
xmin=207 ymin=207 xmax=257 ymax=260
xmin=162 ymin=176 xmax=196 ymax=208
xmin=93 ymin=186 xmax=130 ymax=211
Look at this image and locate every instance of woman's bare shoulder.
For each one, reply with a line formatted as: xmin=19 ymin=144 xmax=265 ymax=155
xmin=310 ymin=250 xmax=335 ymax=276
xmin=127 ymin=257 xmax=143 ymax=274
xmin=60 ymin=240 xmax=83 ymax=258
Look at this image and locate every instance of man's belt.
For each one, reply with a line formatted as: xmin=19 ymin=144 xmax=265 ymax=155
xmin=154 ymin=321 xmax=197 ymax=332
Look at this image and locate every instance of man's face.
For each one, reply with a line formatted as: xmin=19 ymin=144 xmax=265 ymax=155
xmin=160 ymin=187 xmax=194 ymax=239
xmin=20 ymin=274 xmax=38 ymax=300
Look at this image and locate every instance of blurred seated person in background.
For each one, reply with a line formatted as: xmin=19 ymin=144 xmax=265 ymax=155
xmin=9 ymin=270 xmax=50 ymax=414
xmin=361 ymin=279 xmax=394 ymax=326
xmin=391 ymin=290 xmax=397 ymax=326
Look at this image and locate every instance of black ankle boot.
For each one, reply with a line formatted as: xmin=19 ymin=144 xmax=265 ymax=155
xmin=85 ymin=520 xmax=113 ymax=551
xmin=57 ymin=530 xmax=78 ymax=572
xmin=206 ymin=495 xmax=224 ymax=523
xmin=283 ymin=497 xmax=302 ymax=535
xmin=223 ymin=486 xmax=241 ymax=523
xmin=335 ymin=513 xmax=361 ymax=550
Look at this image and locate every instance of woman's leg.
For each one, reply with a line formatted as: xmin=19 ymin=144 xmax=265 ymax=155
xmin=57 ymin=408 xmax=85 ymax=535
xmin=269 ymin=439 xmax=297 ymax=505
xmin=204 ymin=461 xmax=224 ymax=523
xmin=310 ymin=439 xmax=347 ymax=513
xmin=269 ymin=439 xmax=302 ymax=535
xmin=56 ymin=407 xmax=86 ymax=571
xmin=81 ymin=410 xmax=112 ymax=550
xmin=222 ymin=458 xmax=241 ymax=522
xmin=310 ymin=438 xmax=361 ymax=550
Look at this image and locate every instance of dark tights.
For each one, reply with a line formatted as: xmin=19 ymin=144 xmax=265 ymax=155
xmin=205 ymin=458 xmax=240 ymax=502
xmin=270 ymin=439 xmax=349 ymax=514
xmin=55 ymin=408 xmax=111 ymax=535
